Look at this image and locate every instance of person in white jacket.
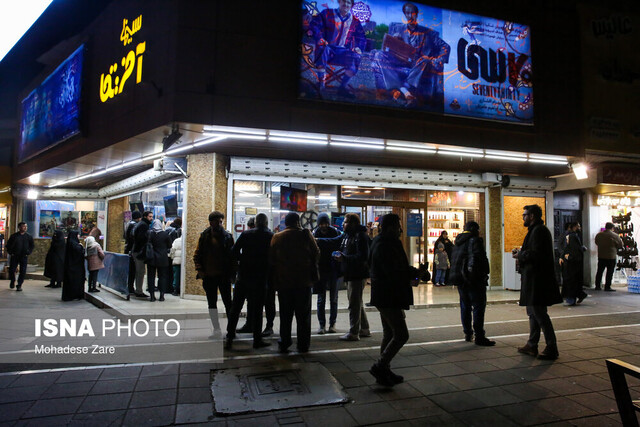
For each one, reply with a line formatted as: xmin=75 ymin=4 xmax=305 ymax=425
xmin=169 ymin=236 xmax=182 ymax=296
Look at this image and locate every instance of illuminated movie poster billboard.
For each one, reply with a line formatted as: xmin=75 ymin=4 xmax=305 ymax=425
xmin=299 ymin=0 xmax=533 ymax=124
xmin=19 ymin=45 xmax=84 ymax=163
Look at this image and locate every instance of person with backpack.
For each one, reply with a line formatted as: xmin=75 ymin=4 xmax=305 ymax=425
xmin=450 ymin=221 xmax=495 ymax=346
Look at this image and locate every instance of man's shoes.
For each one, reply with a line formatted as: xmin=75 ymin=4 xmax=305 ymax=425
xmin=369 ymin=363 xmax=394 ymax=387
xmin=236 ymin=324 xmax=252 ymax=333
xmin=224 ymin=337 xmax=233 ymax=350
xmin=604 ymin=288 xmax=616 ymax=292
xmin=517 ymin=344 xmax=538 ymax=357
xmin=158 ymin=295 xmax=165 ymax=301
xmin=261 ymin=327 xmax=273 ymax=337
xmin=537 ymin=345 xmax=559 ymax=360
xmin=359 ymin=329 xmax=371 ymax=338
xmin=172 ymin=291 xmax=180 ymax=296
xmin=45 ymin=283 xmax=54 ymax=288
xmin=339 ymin=333 xmax=359 ymax=341
xmin=563 ymin=299 xmax=576 ymax=306
xmin=328 ymin=325 xmax=337 ymax=333
xmin=388 ymin=369 xmax=404 ymax=384
xmin=364 ymin=302 xmax=373 ymax=307
xmin=337 ymin=86 xmax=356 ymax=99
xmin=464 ymin=333 xmax=473 ymax=342
xmin=475 ymin=337 xmax=496 ymax=347
xmin=317 ymin=328 xmax=326 ymax=335
xmin=297 ymin=347 xmax=309 ymax=353
xmin=577 ymin=293 xmax=589 ymax=304
xmin=9 ymin=282 xmax=14 ymax=289
xmin=594 ymin=286 xmax=602 ymax=291
xmin=278 ymin=344 xmax=290 ymax=354
xmin=16 ymin=286 xmax=22 ymax=292
xmin=134 ymin=292 xmax=149 ymax=298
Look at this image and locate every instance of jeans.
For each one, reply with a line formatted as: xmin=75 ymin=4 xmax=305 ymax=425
xmin=526 ymin=305 xmax=557 ymax=348
xmin=9 ymin=255 xmax=28 ymax=287
xmin=378 ymin=307 xmax=409 ymax=367
xmin=227 ymin=281 xmax=266 ymax=343
xmin=278 ymin=287 xmax=312 ymax=352
xmin=434 ymin=269 xmax=446 ymax=284
xmin=316 ymin=277 xmax=338 ymax=328
xmin=595 ymin=258 xmax=616 ymax=289
xmin=202 ymin=276 xmax=232 ymax=313
xmin=346 ymin=279 xmax=369 ymax=335
xmin=172 ymin=265 xmax=181 ymax=294
xmin=458 ymin=286 xmax=487 ymax=338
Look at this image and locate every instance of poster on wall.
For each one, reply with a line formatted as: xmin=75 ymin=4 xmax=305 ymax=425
xmin=39 ymin=210 xmax=61 ymax=237
xmin=59 ymin=211 xmax=80 ymax=234
xmin=80 ymin=211 xmax=98 ymax=236
xmin=19 ymin=45 xmax=84 ymax=163
xmin=299 ymin=0 xmax=533 ymax=124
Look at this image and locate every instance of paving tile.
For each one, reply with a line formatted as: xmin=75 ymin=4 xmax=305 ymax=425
xmin=129 ymin=389 xmax=177 ymax=408
xmin=0 ymin=385 xmax=48 ymax=404
xmin=0 ymin=401 xmax=34 ymax=422
xmin=444 ymin=374 xmax=493 ymax=391
xmin=411 ymin=377 xmax=459 ymax=396
xmin=406 ymin=353 xmax=445 ymax=365
xmin=77 ymin=392 xmax=132 ymax=413
xmin=179 ymin=363 xmax=216 ymax=374
xmin=428 ymin=391 xmax=487 ymax=413
xmin=345 ymin=385 xmax=384 ymax=404
xmin=70 ymin=409 xmax=126 ymax=426
xmin=568 ymin=374 xmax=614 ymax=392
xmin=495 ymin=402 xmax=561 ymax=425
xmin=453 ymin=407 xmax=520 ymax=427
xmin=226 ymin=414 xmax=278 ymax=426
xmin=474 ymin=370 xmax=524 ymax=386
xmin=536 ymin=396 xmax=599 ymax=420
xmin=178 ymin=373 xmax=211 ymax=388
xmin=299 ymin=406 xmax=358 ymax=427
xmin=56 ymin=369 xmax=103 ymax=384
xmin=0 ymin=376 xmax=17 ymax=388
xmin=140 ymin=364 xmax=180 ymax=377
xmin=99 ymin=366 xmax=142 ymax=380
xmin=175 ymin=403 xmax=216 ymax=424
xmin=21 ymin=396 xmax=84 ymax=418
xmin=345 ymin=400 xmax=404 ymax=425
xmin=571 ymin=360 xmax=610 ymax=374
xmin=534 ymin=378 xmax=592 ymax=396
xmin=323 ymin=361 xmax=350 ymax=374
xmin=388 ymin=366 xmax=434 ymax=381
xmin=408 ymin=413 xmax=466 ymax=426
xmin=9 ymin=373 xmax=61 ymax=388
xmin=570 ymin=414 xmax=623 ymax=426
xmin=424 ymin=363 xmax=468 ymax=377
xmin=177 ymin=387 xmax=212 ymax=404
xmin=122 ymin=405 xmax=175 ymax=427
xmin=466 ymin=386 xmax=523 ymax=406
xmin=41 ymin=381 xmax=94 ymax=399
xmin=346 ymin=359 xmax=374 ymax=373
xmin=388 ymin=396 xmax=446 ymax=419
xmin=371 ymin=382 xmax=422 ymax=401
xmin=454 ymin=359 xmax=502 ymax=373
xmin=333 ymin=371 xmax=366 ymax=388
xmin=13 ymin=414 xmax=73 ymax=426
xmin=501 ymin=382 xmax=558 ymax=401
xmin=567 ymin=392 xmax=618 ymax=415
xmin=135 ymin=374 xmax=178 ymax=391
xmin=89 ymin=378 xmax=137 ymax=395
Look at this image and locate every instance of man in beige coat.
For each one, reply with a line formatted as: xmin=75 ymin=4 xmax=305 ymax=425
xmin=270 ymin=212 xmax=320 ymax=353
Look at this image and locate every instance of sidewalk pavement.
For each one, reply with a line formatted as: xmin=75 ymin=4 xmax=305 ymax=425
xmin=0 ymin=278 xmax=638 ymax=426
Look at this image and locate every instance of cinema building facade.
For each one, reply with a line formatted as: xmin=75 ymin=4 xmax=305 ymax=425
xmin=7 ymin=0 xmax=639 ymax=297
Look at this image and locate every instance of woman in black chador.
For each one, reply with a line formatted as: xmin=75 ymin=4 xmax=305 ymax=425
xmin=62 ymin=230 xmax=85 ymax=301
xmin=44 ymin=230 xmax=65 ymax=288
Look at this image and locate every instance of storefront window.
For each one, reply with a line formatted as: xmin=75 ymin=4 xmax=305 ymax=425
xmin=232 ymin=180 xmax=338 ymax=237
xmin=21 ymin=199 xmax=106 ymax=239
xmin=128 ymin=181 xmax=184 ymax=222
xmin=341 ymin=186 xmax=425 ymax=202
xmin=426 ymin=190 xmax=484 ymax=256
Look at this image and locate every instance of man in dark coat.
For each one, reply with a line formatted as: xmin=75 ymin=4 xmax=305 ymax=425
xmin=312 ymin=212 xmax=341 ymax=334
xmin=560 ymin=223 xmax=588 ymax=306
xmin=369 ymin=213 xmax=418 ymax=387
xmin=6 ymin=222 xmax=34 ymax=291
xmin=226 ymin=213 xmax=273 ymax=349
xmin=124 ymin=211 xmax=142 ymax=294
xmin=147 ymin=219 xmax=172 ymax=302
xmin=62 ymin=230 xmax=85 ymax=301
xmin=44 ymin=230 xmax=65 ymax=288
xmin=131 ymin=211 xmax=153 ymax=298
xmin=450 ymin=222 xmax=495 ymax=346
xmin=193 ymin=211 xmax=235 ymax=336
xmin=513 ymin=204 xmax=562 ymax=360
xmin=317 ymin=213 xmax=370 ymax=341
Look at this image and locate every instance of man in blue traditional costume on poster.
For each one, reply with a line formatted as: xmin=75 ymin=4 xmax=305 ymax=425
xmin=371 ymin=2 xmax=450 ymax=108
xmin=310 ymin=0 xmax=366 ymax=98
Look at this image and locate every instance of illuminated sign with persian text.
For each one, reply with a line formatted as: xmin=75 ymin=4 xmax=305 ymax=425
xmin=99 ymin=15 xmax=146 ymax=103
xmin=597 ymin=195 xmax=640 ymax=207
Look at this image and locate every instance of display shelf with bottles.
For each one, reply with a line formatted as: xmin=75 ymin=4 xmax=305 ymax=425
xmin=427 ymin=210 xmax=464 ymax=255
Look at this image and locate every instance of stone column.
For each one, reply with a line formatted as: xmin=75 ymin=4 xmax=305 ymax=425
xmin=106 ymin=196 xmax=128 ymax=253
xmin=488 ymin=186 xmax=503 ymax=288
xmin=184 ymin=153 xmax=229 ymax=296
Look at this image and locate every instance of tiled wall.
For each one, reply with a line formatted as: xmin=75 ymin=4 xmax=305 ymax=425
xmin=504 ymin=196 xmax=546 ymax=253
xmin=107 ymin=196 xmax=127 ymax=254
xmin=488 ymin=187 xmax=502 ymax=288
